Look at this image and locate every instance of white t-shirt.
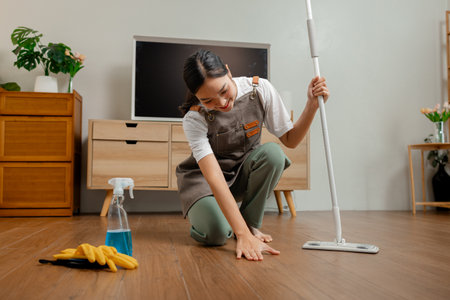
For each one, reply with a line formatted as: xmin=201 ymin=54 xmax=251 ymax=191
xmin=183 ymin=77 xmax=293 ymax=162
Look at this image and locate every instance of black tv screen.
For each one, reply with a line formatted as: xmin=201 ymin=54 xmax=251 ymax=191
xmin=132 ymin=36 xmax=270 ymax=121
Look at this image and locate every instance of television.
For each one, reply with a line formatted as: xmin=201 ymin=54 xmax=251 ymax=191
xmin=132 ymin=36 xmax=270 ymax=121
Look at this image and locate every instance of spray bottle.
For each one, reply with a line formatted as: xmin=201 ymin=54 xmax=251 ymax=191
xmin=105 ymin=178 xmax=134 ymax=256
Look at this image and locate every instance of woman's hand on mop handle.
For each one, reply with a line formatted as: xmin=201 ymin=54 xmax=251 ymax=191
xmin=307 ymin=76 xmax=329 ymax=110
xmin=236 ymin=233 xmax=280 ymax=261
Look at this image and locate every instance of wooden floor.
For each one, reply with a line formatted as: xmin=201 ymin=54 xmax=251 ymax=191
xmin=0 ymin=210 xmax=450 ymax=300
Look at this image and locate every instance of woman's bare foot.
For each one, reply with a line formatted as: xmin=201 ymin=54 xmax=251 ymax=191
xmin=249 ymin=226 xmax=272 ymax=243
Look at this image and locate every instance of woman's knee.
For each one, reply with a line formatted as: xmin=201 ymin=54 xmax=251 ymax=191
xmin=258 ymin=142 xmax=286 ymax=171
xmin=190 ymin=221 xmax=232 ymax=246
xmin=188 ymin=197 xmax=233 ymax=246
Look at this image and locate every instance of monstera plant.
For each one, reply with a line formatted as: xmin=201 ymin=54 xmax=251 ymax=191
xmin=11 ymin=27 xmax=62 ymax=75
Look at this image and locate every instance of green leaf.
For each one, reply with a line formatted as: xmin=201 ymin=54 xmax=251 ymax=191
xmin=10 ymin=26 xmax=47 ymax=72
xmin=0 ymin=82 xmax=21 ymax=91
xmin=443 ymin=111 xmax=450 ymax=122
xmin=13 ymin=48 xmax=40 ymax=71
xmin=45 ymin=42 xmax=71 ymax=75
xmin=11 ymin=26 xmax=33 ymax=45
xmin=11 ymin=27 xmax=42 ymax=50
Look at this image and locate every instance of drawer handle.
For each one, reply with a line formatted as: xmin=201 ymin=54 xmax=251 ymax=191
xmin=126 ymin=123 xmax=138 ymax=128
xmin=126 ymin=140 xmax=137 ymax=144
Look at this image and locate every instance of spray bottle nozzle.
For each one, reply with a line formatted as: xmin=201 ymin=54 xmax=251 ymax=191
xmin=108 ymin=178 xmax=134 ymax=199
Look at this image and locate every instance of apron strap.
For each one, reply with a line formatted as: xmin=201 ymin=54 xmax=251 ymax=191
xmin=190 ymin=105 xmax=202 ymax=112
xmin=191 ymin=105 xmax=213 ymax=121
xmin=250 ymin=76 xmax=259 ymax=100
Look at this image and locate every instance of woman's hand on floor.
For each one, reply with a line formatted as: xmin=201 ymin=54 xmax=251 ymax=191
xmin=236 ymin=233 xmax=280 ymax=261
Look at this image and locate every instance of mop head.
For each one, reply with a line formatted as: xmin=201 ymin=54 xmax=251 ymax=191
xmin=302 ymin=239 xmax=379 ymax=254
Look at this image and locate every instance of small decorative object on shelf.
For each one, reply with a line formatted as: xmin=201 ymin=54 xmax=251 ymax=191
xmin=10 ymin=26 xmax=85 ymax=93
xmin=434 ymin=121 xmax=445 ymax=143
xmin=63 ymin=49 xmax=85 ymax=93
xmin=424 ymin=135 xmax=448 ymax=167
xmin=420 ymin=103 xmax=449 ymax=143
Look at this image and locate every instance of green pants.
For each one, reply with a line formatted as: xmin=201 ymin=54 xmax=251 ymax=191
xmin=187 ymin=142 xmax=290 ymax=246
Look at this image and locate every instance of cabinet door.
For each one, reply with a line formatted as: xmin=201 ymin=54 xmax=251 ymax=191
xmin=91 ymin=140 xmax=169 ymax=188
xmin=0 ymin=162 xmax=72 ymax=208
xmin=171 ymin=124 xmax=187 ymax=142
xmin=261 ymin=130 xmax=310 ymax=190
xmin=170 ymin=124 xmax=190 ymax=189
xmin=170 ymin=142 xmax=191 ymax=189
xmin=0 ymin=116 xmax=72 ymax=161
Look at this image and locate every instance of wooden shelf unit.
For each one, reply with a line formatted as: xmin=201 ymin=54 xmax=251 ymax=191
xmin=87 ymin=119 xmax=310 ymax=216
xmin=0 ymin=89 xmax=82 ymax=216
xmin=408 ymin=143 xmax=450 ymax=215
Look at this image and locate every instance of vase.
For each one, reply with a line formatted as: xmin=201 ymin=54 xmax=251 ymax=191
xmin=433 ymin=121 xmax=446 ymax=143
xmin=67 ymin=76 xmax=73 ymax=93
xmin=432 ymin=164 xmax=450 ymax=210
xmin=34 ymin=75 xmax=58 ymax=93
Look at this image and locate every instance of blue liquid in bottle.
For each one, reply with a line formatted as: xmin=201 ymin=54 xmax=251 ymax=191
xmin=105 ymin=229 xmax=133 ymax=256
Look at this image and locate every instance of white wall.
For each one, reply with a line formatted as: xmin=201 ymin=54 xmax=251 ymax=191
xmin=0 ymin=0 xmax=447 ymax=213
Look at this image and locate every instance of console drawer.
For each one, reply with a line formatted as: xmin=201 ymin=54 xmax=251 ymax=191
xmin=92 ymin=120 xmax=169 ymax=141
xmin=91 ymin=140 xmax=169 ymax=188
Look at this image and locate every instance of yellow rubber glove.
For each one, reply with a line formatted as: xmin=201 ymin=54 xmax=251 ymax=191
xmin=53 ymin=243 xmax=138 ymax=272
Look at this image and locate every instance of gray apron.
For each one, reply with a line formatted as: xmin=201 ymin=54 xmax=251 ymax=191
xmin=176 ymin=77 xmax=265 ymax=217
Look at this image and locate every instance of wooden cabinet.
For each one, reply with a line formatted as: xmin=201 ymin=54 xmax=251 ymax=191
xmin=88 ymin=119 xmax=309 ymax=216
xmin=0 ymin=89 xmax=82 ymax=216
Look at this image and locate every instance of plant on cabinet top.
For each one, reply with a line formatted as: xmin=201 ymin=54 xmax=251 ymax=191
xmin=11 ymin=26 xmax=85 ymax=79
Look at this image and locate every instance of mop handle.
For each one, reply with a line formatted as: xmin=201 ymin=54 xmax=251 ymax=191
xmin=305 ymin=0 xmax=342 ymax=243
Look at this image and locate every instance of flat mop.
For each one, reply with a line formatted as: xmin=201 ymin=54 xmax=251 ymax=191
xmin=302 ymin=0 xmax=379 ymax=254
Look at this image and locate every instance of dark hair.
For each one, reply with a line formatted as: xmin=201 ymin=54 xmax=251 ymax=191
xmin=179 ymin=49 xmax=228 ymax=116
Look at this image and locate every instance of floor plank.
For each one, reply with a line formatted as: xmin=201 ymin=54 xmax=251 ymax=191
xmin=0 ymin=211 xmax=449 ymax=299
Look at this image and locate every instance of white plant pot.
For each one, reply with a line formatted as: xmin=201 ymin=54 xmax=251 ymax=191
xmin=34 ymin=75 xmax=58 ymax=93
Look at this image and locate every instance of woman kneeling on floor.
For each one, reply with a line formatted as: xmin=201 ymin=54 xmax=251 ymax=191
xmin=176 ymin=49 xmax=329 ymax=261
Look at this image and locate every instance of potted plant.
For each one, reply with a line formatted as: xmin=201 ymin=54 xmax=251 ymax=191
xmin=424 ymin=134 xmax=450 ymax=209
xmin=44 ymin=42 xmax=86 ymax=92
xmin=11 ymin=26 xmax=85 ymax=93
xmin=420 ymin=103 xmax=450 ymax=143
xmin=11 ymin=27 xmax=58 ymax=92
xmin=60 ymin=47 xmax=85 ymax=92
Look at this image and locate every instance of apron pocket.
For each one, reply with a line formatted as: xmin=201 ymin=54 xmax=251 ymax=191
xmin=211 ymin=127 xmax=245 ymax=157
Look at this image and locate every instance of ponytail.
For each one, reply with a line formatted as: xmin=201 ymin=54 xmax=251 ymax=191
xmin=179 ymin=90 xmax=199 ymax=116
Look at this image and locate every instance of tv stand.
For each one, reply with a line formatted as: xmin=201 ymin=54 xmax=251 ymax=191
xmin=87 ymin=119 xmax=309 ymax=216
